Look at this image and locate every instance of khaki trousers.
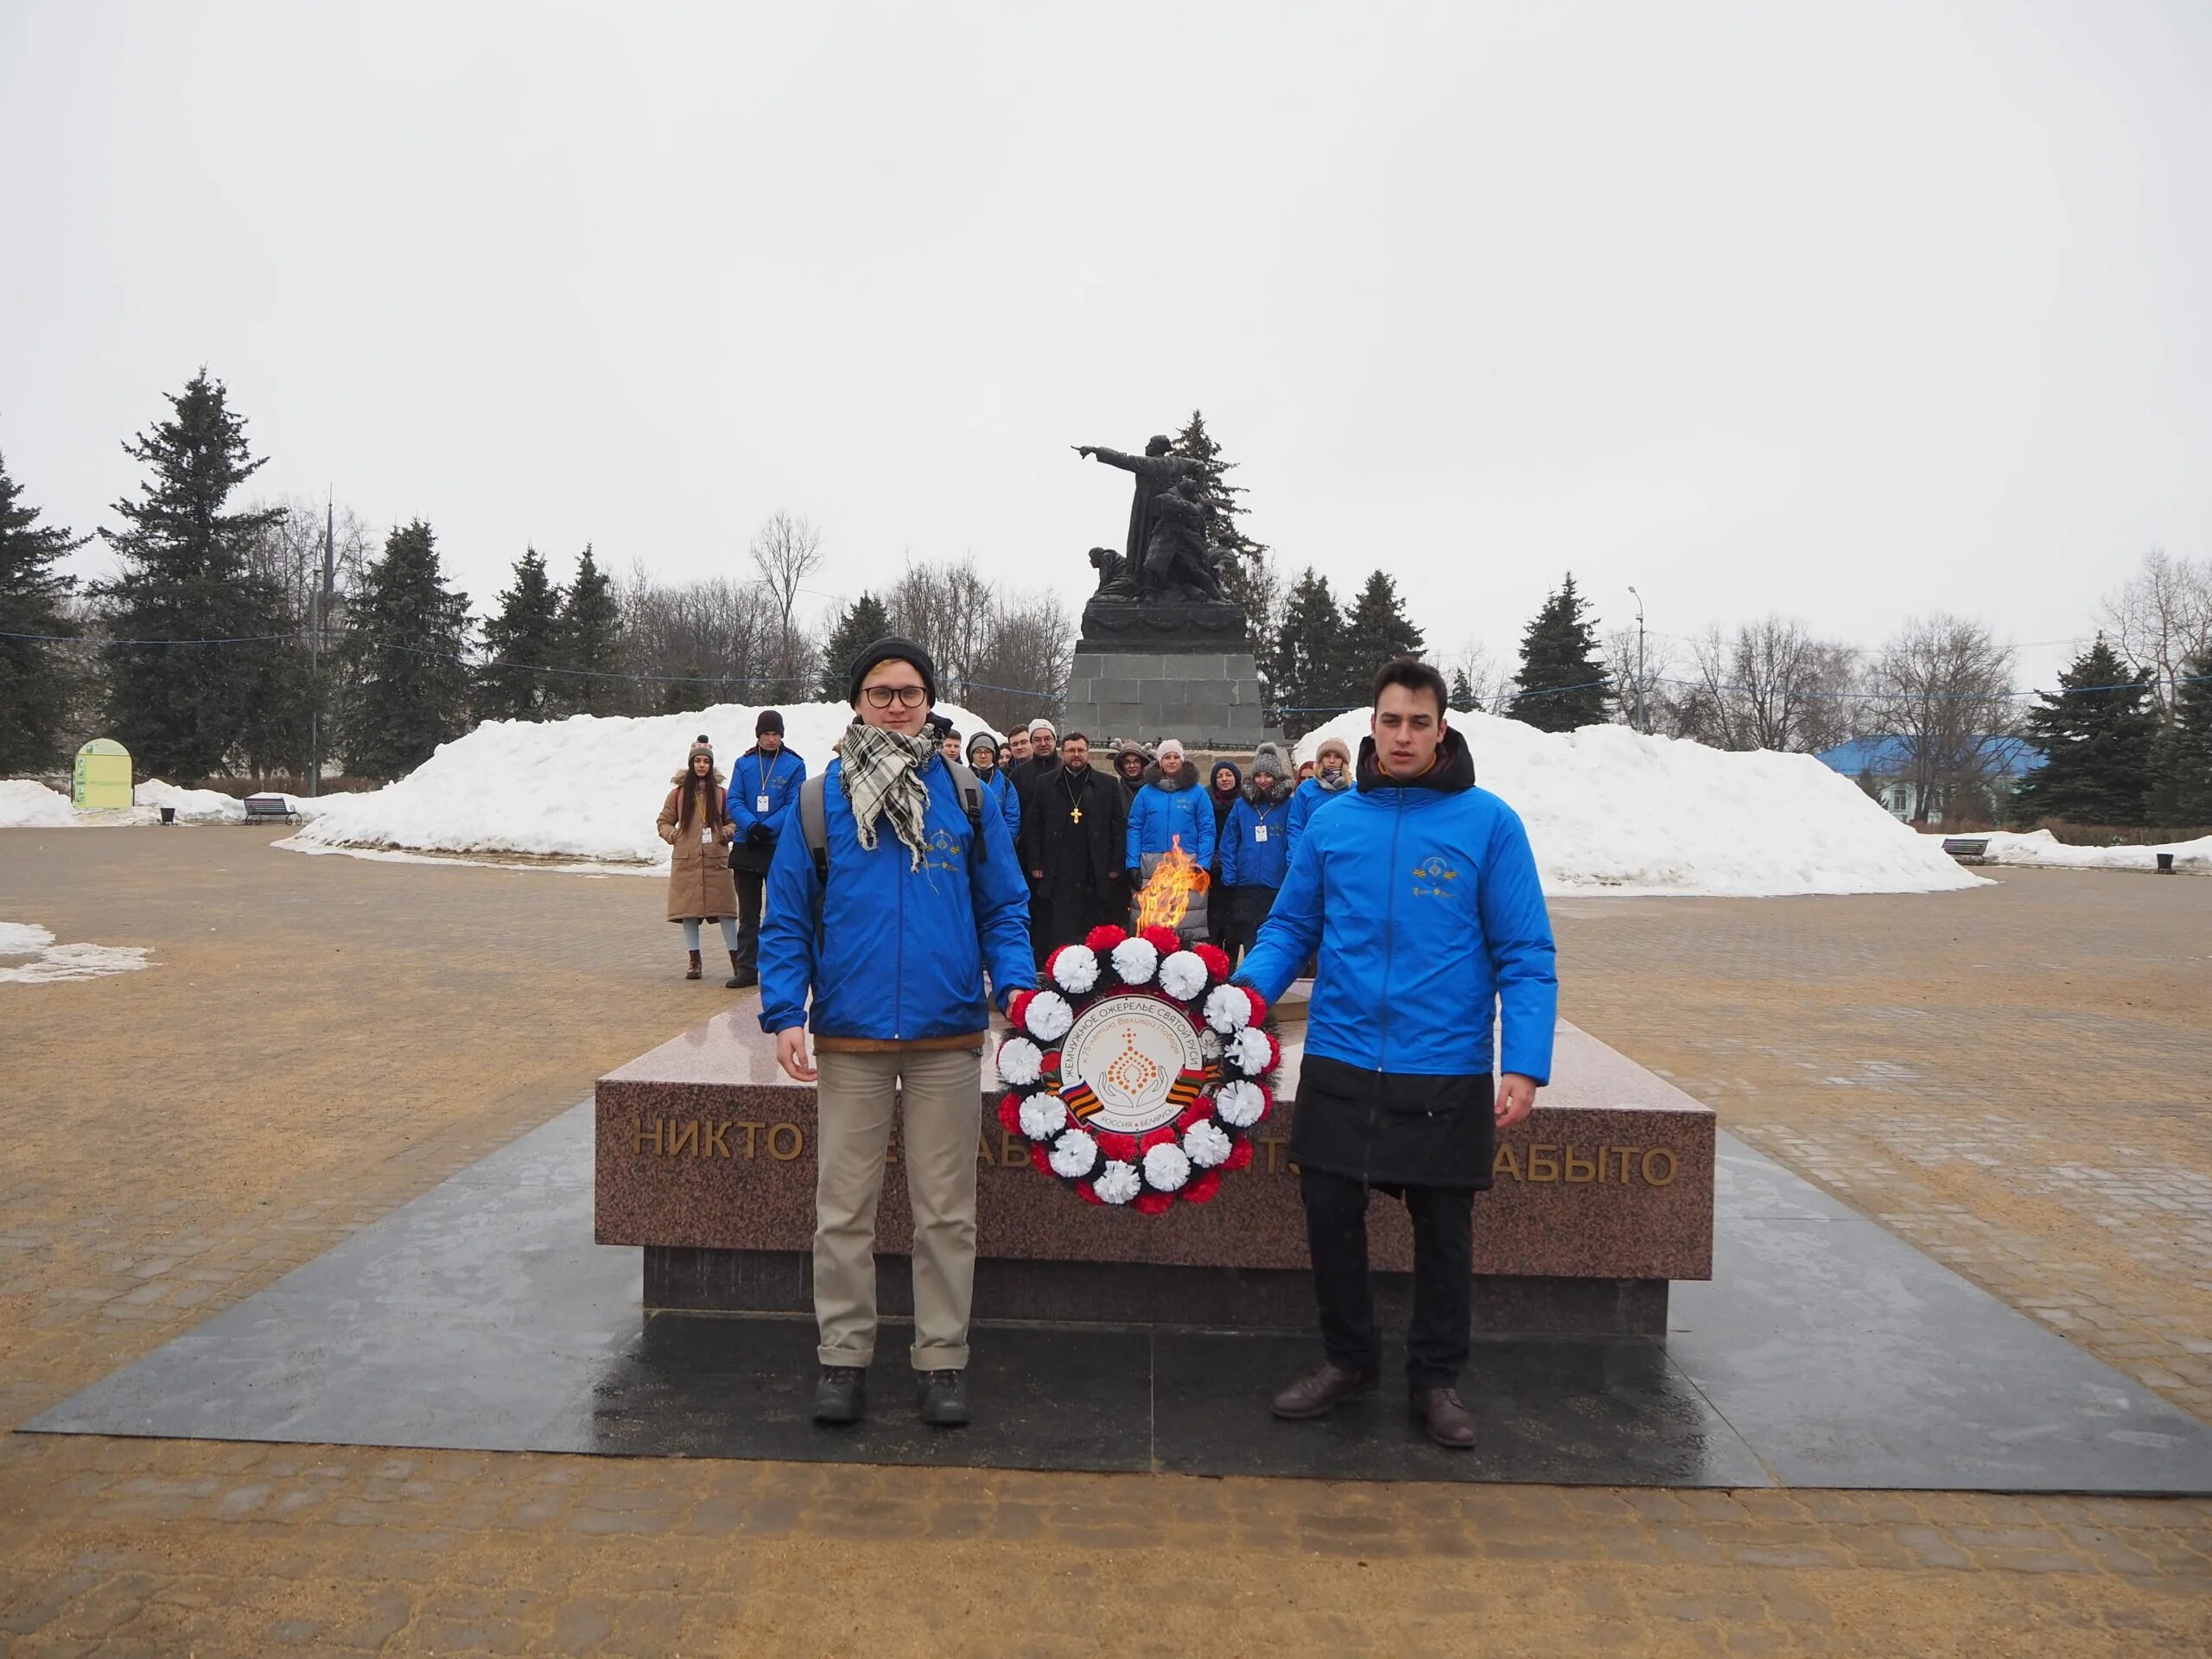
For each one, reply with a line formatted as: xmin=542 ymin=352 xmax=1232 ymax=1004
xmin=811 ymin=1045 xmax=982 ymax=1370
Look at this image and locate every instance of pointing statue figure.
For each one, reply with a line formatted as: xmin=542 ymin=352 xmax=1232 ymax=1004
xmin=1074 ymin=436 xmax=1223 ymax=601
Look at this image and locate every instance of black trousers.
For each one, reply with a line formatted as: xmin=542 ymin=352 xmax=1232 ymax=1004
xmin=733 ymin=868 xmax=766 ymax=970
xmin=1300 ymin=1166 xmax=1474 ymax=1390
xmin=1220 ymin=883 xmax=1279 ymax=964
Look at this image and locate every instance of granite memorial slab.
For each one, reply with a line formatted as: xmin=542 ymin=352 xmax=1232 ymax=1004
xmin=594 ymin=1014 xmax=1713 ymax=1334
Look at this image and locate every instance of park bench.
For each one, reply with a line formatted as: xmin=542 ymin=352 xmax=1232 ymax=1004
xmin=242 ymin=794 xmax=297 ymax=825
xmin=1941 ymin=837 xmax=1990 ymax=861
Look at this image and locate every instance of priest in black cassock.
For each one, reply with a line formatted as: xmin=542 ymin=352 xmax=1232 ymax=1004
xmin=1017 ymin=732 xmax=1128 ymax=969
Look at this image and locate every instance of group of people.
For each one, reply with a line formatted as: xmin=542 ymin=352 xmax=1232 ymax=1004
xmin=653 ymin=635 xmax=1556 ymax=1450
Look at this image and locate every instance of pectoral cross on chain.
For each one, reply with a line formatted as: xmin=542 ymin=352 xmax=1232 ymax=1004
xmin=1070 ymin=804 xmax=1084 ymax=823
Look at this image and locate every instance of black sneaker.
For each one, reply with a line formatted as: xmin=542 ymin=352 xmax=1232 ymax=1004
xmin=812 ymin=1365 xmax=866 ymax=1425
xmin=918 ymin=1369 xmax=969 ymax=1427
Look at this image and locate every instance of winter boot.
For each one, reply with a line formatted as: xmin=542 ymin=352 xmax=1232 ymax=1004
xmin=685 ymin=950 xmax=703 ymax=981
xmin=726 ymin=950 xmax=756 ymax=990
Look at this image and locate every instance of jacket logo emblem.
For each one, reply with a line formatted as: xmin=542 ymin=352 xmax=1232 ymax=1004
xmin=923 ymin=827 xmax=964 ymax=872
xmin=1411 ymin=855 xmax=1459 ymax=898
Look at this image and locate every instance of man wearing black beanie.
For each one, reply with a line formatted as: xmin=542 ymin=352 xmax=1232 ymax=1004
xmin=726 ymin=708 xmax=807 ymax=988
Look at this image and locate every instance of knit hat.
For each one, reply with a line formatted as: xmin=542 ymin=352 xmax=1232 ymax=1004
xmin=755 ymin=709 xmax=785 ymax=737
xmin=1028 ymin=717 xmax=1057 ymax=738
xmin=1316 ymin=735 xmax=1352 ymax=766
xmin=1250 ymin=742 xmax=1287 ymax=779
xmin=1156 ymin=738 xmax=1186 ymax=761
xmin=967 ymin=731 xmax=999 ymax=760
xmin=846 ymin=635 xmax=938 ymax=707
xmin=687 ymin=734 xmax=714 ymax=763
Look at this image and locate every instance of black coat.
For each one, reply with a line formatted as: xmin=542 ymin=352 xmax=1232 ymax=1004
xmin=1019 ymin=762 xmax=1128 ymax=945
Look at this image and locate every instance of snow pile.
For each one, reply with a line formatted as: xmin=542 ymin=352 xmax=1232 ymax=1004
xmin=1958 ymin=830 xmax=2212 ymax=874
xmin=292 ymin=701 xmax=995 ymax=864
xmin=0 ymin=921 xmax=154 ymax=984
xmin=1294 ymin=710 xmax=1982 ymax=897
xmin=0 ymin=780 xmax=78 ymax=828
xmin=134 ymin=779 xmax=247 ymax=822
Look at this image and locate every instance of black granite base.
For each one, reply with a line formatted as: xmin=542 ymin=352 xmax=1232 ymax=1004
xmin=24 ymin=1103 xmax=2212 ymax=1492
xmin=645 ymin=1247 xmax=1669 ymax=1337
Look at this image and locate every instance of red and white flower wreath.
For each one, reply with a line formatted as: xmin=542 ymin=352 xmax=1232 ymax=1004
xmin=995 ymin=925 xmax=1281 ymax=1213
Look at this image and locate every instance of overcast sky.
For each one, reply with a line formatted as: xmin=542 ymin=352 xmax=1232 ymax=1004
xmin=4 ymin=0 xmax=2207 ymax=695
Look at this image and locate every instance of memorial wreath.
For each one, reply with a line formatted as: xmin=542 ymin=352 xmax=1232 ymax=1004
xmin=995 ymin=925 xmax=1281 ymax=1212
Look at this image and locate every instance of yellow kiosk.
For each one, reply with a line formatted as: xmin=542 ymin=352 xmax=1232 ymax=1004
xmin=72 ymin=738 xmax=133 ymax=810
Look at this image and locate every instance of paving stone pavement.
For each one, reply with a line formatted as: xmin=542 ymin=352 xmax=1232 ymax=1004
xmin=2 ymin=830 xmax=2209 ymax=1656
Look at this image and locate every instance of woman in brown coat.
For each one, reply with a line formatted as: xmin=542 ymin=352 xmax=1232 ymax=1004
xmin=658 ymin=735 xmax=742 ymax=981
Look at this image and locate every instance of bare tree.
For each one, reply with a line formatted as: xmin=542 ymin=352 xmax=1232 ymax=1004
xmin=748 ymin=511 xmax=826 ymax=694
xmin=613 ymin=562 xmax=787 ymax=713
xmin=1669 ymin=617 xmax=1862 ymax=753
xmin=884 ymin=554 xmax=1073 ymax=734
xmin=2099 ymin=550 xmax=2212 ymax=724
xmin=1866 ymin=613 xmax=2018 ymax=823
xmin=1601 ymin=624 xmax=1680 ymax=734
xmin=1439 ymin=636 xmax=1516 ymax=717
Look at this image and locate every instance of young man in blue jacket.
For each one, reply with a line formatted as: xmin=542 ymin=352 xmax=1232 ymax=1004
xmin=1236 ymin=658 xmax=1556 ymax=1448
xmin=725 ymin=709 xmax=808 ymax=989
xmin=1217 ymin=741 xmax=1294 ymax=964
xmin=759 ymin=638 xmax=1033 ymax=1429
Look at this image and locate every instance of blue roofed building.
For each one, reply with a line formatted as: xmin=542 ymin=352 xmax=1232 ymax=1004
xmin=1816 ymin=735 xmax=2044 ymax=824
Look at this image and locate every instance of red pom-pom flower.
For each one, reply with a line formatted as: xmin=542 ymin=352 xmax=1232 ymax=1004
xmin=996 ymin=1093 xmax=1024 ymax=1135
xmin=1007 ymin=989 xmax=1035 ymax=1031
xmin=1096 ymin=1130 xmax=1140 ymax=1163
xmin=1141 ymin=925 xmax=1181 ymax=957
xmin=1243 ymin=986 xmax=1268 ymax=1026
xmin=1085 ymin=925 xmax=1128 ymax=952
xmin=1076 ymin=1180 xmax=1104 ymax=1205
xmin=1030 ymin=1142 xmax=1054 ymax=1175
xmin=1133 ymin=1192 xmax=1174 ymax=1216
xmin=1138 ymin=1126 xmax=1176 ymax=1154
xmin=1224 ymin=1140 xmax=1255 ymax=1171
xmin=1183 ymin=1169 xmax=1223 ymax=1205
xmin=1192 ymin=944 xmax=1231 ymax=982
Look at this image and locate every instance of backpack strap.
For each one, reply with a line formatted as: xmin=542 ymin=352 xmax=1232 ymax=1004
xmin=944 ymin=760 xmax=988 ymax=863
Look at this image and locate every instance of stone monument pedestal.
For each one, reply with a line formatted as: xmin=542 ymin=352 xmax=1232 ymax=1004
xmin=1066 ymin=598 xmax=1275 ymax=752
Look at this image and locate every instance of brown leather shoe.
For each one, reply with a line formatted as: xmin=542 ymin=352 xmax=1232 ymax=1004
xmin=1271 ymin=1361 xmax=1380 ymax=1421
xmin=1411 ymin=1386 xmax=1476 ymax=1448
xmin=685 ymin=950 xmax=702 ymax=980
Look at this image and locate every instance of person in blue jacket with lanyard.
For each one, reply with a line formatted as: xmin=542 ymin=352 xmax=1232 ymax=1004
xmin=968 ymin=730 xmax=1020 ymax=842
xmin=1236 ymin=658 xmax=1555 ymax=1450
xmin=1217 ymin=741 xmax=1294 ymax=963
xmin=726 ymin=709 xmax=808 ymax=988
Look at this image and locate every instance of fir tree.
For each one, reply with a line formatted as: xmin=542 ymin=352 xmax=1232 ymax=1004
xmin=92 ymin=371 xmax=294 ymax=778
xmin=2150 ymin=645 xmax=2212 ymax=824
xmin=2010 ymin=636 xmax=2159 ymax=826
xmin=340 ymin=520 xmax=470 ymax=779
xmin=1173 ymin=410 xmax=1274 ymax=632
xmin=817 ymin=591 xmax=893 ymax=702
xmin=1340 ymin=570 xmax=1427 ymax=690
xmin=553 ymin=544 xmax=620 ymax=716
xmin=473 ymin=547 xmax=560 ymax=722
xmin=1268 ymin=569 xmax=1347 ymax=741
xmin=1508 ymin=573 xmax=1613 ymax=732
xmin=0 ymin=448 xmax=90 ymax=773
xmin=1449 ymin=666 xmax=1478 ymax=714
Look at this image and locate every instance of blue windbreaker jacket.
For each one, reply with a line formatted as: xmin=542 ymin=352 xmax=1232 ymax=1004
xmin=728 ymin=747 xmax=809 ymax=842
xmin=980 ymin=766 xmax=1021 ymax=840
xmin=1220 ymin=789 xmax=1294 ymax=890
xmin=1126 ymin=773 xmax=1217 ymax=869
xmin=757 ymin=755 xmax=1033 ymax=1041
xmin=1238 ymin=731 xmax=1557 ymax=1083
xmin=1284 ymin=772 xmax=1352 ymax=855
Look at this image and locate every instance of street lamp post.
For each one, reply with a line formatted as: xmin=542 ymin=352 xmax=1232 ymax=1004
xmin=1627 ymin=585 xmax=1647 ymax=734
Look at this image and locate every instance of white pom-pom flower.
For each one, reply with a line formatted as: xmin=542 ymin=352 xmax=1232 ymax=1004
xmin=1051 ymin=948 xmax=1101 ymax=995
xmin=1215 ymin=1079 xmax=1266 ymax=1128
xmin=1023 ymin=989 xmax=1074 ymax=1042
xmin=1141 ymin=1141 xmax=1192 ymax=1192
xmin=1228 ymin=1027 xmax=1274 ymax=1075
xmin=1049 ymin=1127 xmax=1099 ymax=1179
xmin=1094 ymin=1160 xmax=1142 ymax=1205
xmin=1019 ymin=1093 xmax=1069 ymax=1141
xmin=996 ymin=1036 xmax=1043 ymax=1088
xmin=1204 ymin=983 xmax=1253 ymax=1033
xmin=1110 ymin=937 xmax=1160 ymax=986
xmin=1183 ymin=1120 xmax=1233 ymax=1168
xmin=1157 ymin=950 xmax=1208 ymax=1001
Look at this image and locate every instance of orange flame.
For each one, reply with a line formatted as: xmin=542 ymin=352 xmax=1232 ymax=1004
xmin=1135 ymin=836 xmax=1211 ymax=933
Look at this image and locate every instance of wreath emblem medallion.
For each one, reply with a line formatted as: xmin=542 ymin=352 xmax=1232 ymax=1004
xmin=997 ymin=925 xmax=1281 ymax=1213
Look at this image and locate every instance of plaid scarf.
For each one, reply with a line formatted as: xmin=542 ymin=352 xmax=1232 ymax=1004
xmin=838 ymin=720 xmax=936 ymax=869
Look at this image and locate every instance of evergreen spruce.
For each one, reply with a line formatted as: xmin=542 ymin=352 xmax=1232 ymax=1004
xmin=92 ymin=371 xmax=293 ymax=778
xmin=1340 ymin=570 xmax=1427 ymax=689
xmin=473 ymin=547 xmax=560 ymax=721
xmin=1172 ymin=410 xmax=1274 ymax=632
xmin=2151 ymin=646 xmax=2212 ymax=824
xmin=0 ymin=448 xmax=90 ymax=773
xmin=340 ymin=520 xmax=470 ymax=779
xmin=1268 ymin=569 xmax=1347 ymax=741
xmin=1508 ymin=573 xmax=1613 ymax=732
xmin=1449 ymin=667 xmax=1478 ymax=714
xmin=817 ymin=592 xmax=893 ymax=702
xmin=2010 ymin=636 xmax=2159 ymax=826
xmin=553 ymin=544 xmax=620 ymax=715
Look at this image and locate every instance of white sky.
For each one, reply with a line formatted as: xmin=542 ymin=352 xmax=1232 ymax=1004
xmin=5 ymin=0 xmax=2207 ymax=696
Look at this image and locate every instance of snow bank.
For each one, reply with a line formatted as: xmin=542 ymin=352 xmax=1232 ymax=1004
xmin=0 ymin=780 xmax=77 ymax=828
xmin=1293 ymin=710 xmax=1982 ymax=897
xmin=292 ymin=702 xmax=996 ymax=864
xmin=0 ymin=921 xmax=154 ymax=984
xmin=1956 ymin=829 xmax=2212 ymax=874
xmin=133 ymin=779 xmax=246 ymax=822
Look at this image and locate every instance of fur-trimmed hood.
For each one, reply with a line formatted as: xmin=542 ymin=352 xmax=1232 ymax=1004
xmin=1140 ymin=760 xmax=1198 ymax=793
xmin=1243 ymin=772 xmax=1295 ymax=807
xmin=670 ymin=766 xmax=727 ymax=787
